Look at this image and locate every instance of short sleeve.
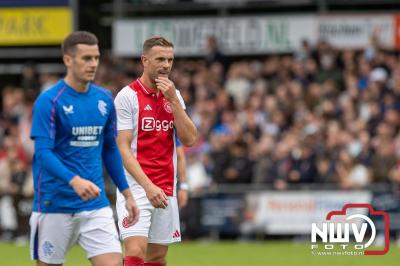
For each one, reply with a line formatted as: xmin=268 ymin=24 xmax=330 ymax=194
xmin=30 ymin=93 xmax=55 ymax=140
xmin=176 ymin=89 xmax=186 ymax=110
xmin=114 ymin=87 xmax=138 ymax=131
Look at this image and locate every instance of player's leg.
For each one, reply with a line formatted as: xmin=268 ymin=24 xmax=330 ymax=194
xmin=30 ymin=212 xmax=78 ymax=265
xmin=36 ymin=262 xmax=62 ymax=266
xmin=144 ymin=244 xmax=168 ymax=266
xmin=76 ymin=207 xmax=123 ymax=266
xmin=116 ymin=187 xmax=153 ymax=266
xmin=146 ymin=196 xmax=181 ymax=266
xmin=123 ymin=236 xmax=148 ymax=266
xmin=90 ymin=253 xmax=122 ymax=266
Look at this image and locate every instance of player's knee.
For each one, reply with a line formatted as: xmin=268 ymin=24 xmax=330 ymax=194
xmin=125 ymin=243 xmax=147 ymax=258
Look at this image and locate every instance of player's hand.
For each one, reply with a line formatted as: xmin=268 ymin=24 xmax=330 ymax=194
xmin=69 ymin=175 xmax=101 ymax=201
xmin=124 ymin=196 xmax=140 ymax=227
xmin=144 ymin=183 xmax=168 ymax=209
xmin=178 ymin=189 xmax=188 ymax=209
xmin=155 ymin=77 xmax=178 ymax=103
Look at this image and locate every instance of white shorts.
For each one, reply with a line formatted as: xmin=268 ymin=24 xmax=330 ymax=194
xmin=29 ymin=207 xmax=121 ymax=264
xmin=116 ymin=185 xmax=181 ymax=244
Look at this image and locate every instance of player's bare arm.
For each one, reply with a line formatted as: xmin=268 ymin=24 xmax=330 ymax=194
xmin=121 ymin=188 xmax=140 ymax=226
xmin=176 ymin=146 xmax=189 ymax=208
xmin=155 ymin=77 xmax=197 ymax=146
xmin=117 ymin=129 xmax=169 ymax=209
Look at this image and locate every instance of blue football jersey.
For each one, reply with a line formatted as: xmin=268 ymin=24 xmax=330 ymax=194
xmin=176 ymin=137 xmax=182 ymax=147
xmin=31 ymin=80 xmax=117 ymax=213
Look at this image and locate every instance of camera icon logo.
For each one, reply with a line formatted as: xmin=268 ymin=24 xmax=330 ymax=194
xmin=311 ymin=203 xmax=389 ymax=255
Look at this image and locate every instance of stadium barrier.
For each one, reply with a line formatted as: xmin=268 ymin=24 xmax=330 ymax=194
xmin=182 ymin=183 xmax=400 ymax=239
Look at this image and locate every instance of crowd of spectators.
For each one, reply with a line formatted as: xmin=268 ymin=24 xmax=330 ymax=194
xmin=0 ymin=36 xmax=399 ymax=241
xmin=174 ymin=38 xmax=398 ymax=192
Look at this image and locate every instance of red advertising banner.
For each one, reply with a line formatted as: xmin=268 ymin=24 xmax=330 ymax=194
xmin=395 ymin=15 xmax=400 ymax=48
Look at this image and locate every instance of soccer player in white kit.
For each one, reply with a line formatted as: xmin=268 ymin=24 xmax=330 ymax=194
xmin=114 ymin=36 xmax=197 ymax=266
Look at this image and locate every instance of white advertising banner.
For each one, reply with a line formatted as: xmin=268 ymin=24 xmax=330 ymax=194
xmin=113 ymin=15 xmax=317 ymax=56
xmin=245 ymin=191 xmax=372 ymax=234
xmin=318 ymin=15 xmax=394 ymax=49
xmin=113 ymin=14 xmax=396 ymax=56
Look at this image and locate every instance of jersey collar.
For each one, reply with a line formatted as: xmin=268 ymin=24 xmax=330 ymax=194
xmin=137 ymin=78 xmax=154 ymax=96
xmin=62 ymin=79 xmax=92 ymax=95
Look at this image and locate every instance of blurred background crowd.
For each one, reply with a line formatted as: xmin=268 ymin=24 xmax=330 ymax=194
xmin=0 ymin=33 xmax=399 ymax=241
xmin=87 ymin=35 xmax=399 ymax=191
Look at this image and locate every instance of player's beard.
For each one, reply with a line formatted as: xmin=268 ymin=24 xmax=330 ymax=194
xmin=149 ymin=71 xmax=158 ymax=82
xmin=158 ymin=72 xmax=169 ymax=78
xmin=150 ymin=70 xmax=168 ymax=83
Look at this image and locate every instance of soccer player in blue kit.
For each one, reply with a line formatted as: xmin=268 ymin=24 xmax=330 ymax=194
xmin=29 ymin=31 xmax=139 ymax=266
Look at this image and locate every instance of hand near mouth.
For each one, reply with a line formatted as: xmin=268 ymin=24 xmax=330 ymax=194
xmin=155 ymin=77 xmax=178 ymax=102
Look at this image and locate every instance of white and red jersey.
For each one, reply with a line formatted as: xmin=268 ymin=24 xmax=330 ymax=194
xmin=114 ymin=79 xmax=185 ymax=196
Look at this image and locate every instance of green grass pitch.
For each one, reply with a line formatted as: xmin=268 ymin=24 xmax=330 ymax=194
xmin=1 ymin=241 xmax=400 ymax=266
